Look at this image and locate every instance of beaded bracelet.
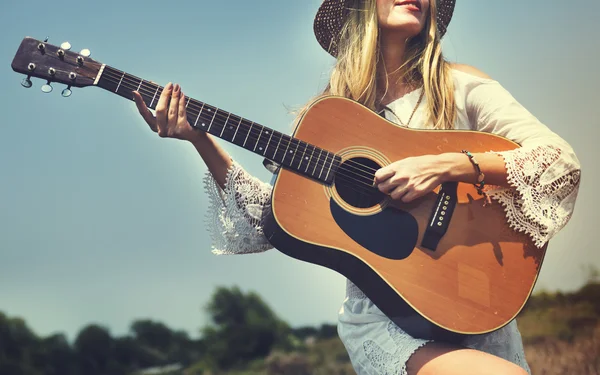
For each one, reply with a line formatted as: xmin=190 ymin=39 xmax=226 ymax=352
xmin=461 ymin=150 xmax=486 ymax=196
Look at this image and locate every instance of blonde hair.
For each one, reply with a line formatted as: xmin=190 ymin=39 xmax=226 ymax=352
xmin=300 ymin=0 xmax=456 ymax=130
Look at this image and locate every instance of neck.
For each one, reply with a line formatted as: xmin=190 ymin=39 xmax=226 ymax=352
xmin=377 ymin=32 xmax=417 ymax=106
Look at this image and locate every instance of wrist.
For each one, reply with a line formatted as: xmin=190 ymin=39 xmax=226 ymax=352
xmin=187 ymin=130 xmax=210 ymax=146
xmin=438 ymin=152 xmax=478 ymax=183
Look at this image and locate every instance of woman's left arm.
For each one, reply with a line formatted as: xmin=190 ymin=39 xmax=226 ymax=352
xmin=376 ymin=68 xmax=581 ymax=248
xmin=460 ymin=70 xmax=581 ymax=248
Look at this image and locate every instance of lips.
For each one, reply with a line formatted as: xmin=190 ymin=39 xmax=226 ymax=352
xmin=395 ymin=0 xmax=422 ymax=11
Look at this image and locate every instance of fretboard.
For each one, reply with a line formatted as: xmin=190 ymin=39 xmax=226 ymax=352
xmin=96 ymin=65 xmax=339 ymax=184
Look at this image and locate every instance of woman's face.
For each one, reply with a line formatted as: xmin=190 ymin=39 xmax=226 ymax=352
xmin=376 ymin=0 xmax=430 ymax=37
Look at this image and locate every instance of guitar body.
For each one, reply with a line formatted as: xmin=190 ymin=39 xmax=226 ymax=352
xmin=262 ymin=96 xmax=546 ymax=341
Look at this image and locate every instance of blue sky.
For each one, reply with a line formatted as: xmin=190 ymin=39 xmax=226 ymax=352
xmin=1 ymin=0 xmax=598 ymax=341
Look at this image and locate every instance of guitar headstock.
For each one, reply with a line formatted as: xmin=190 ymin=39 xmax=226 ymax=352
xmin=11 ymin=37 xmax=103 ymax=96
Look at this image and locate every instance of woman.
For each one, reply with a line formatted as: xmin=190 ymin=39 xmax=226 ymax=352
xmin=133 ymin=0 xmax=581 ymax=373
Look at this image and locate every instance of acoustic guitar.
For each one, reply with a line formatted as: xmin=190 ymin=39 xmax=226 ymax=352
xmin=11 ymin=37 xmax=546 ymax=342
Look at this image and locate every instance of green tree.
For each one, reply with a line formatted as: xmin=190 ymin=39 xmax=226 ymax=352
xmin=73 ymin=324 xmax=114 ymax=375
xmin=201 ymin=286 xmax=292 ymax=370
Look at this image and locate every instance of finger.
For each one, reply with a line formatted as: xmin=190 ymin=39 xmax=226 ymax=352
xmin=178 ymin=91 xmax=187 ymax=121
xmin=155 ymin=82 xmax=173 ymax=135
xmin=400 ymin=190 xmax=420 ymax=203
xmin=374 ymin=166 xmax=394 ymax=183
xmin=389 ymin=185 xmax=409 ymax=201
xmin=168 ymin=84 xmax=181 ymax=125
xmin=377 ymin=178 xmax=397 ymax=194
xmin=132 ymin=91 xmax=157 ymax=131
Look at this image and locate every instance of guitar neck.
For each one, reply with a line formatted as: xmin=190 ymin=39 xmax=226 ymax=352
xmin=96 ymin=65 xmax=338 ymax=184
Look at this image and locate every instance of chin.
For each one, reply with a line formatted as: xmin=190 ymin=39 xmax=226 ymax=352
xmin=381 ymin=21 xmax=424 ymax=38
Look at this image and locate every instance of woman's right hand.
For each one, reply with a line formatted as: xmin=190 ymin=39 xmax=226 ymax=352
xmin=133 ymin=82 xmax=203 ymax=142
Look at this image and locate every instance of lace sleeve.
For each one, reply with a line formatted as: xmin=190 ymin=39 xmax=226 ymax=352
xmin=203 ymin=161 xmax=274 ymax=255
xmin=465 ymin=77 xmax=581 ymax=248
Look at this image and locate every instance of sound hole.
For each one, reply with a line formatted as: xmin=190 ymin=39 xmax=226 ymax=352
xmin=334 ymin=157 xmax=386 ymax=209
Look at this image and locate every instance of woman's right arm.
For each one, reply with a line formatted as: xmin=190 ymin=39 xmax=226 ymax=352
xmin=133 ymin=83 xmax=274 ymax=255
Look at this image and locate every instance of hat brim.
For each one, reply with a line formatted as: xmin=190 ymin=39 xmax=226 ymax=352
xmin=314 ymin=0 xmax=456 ymax=57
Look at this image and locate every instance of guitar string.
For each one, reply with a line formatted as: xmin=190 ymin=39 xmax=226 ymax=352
xmin=100 ymin=73 xmax=381 ymax=185
xmin=97 ymin=72 xmax=397 ymax=196
xmin=98 ymin=78 xmax=384 ymax=194
xmin=99 ymin=70 xmax=384 ymax=185
xmin=99 ymin=70 xmax=382 ymax=186
xmin=99 ymin=69 xmax=382 ymax=179
xmin=99 ymin=70 xmax=391 ymax=192
xmin=96 ymin=71 xmax=385 ymax=196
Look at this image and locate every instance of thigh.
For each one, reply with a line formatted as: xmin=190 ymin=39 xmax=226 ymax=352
xmin=406 ymin=342 xmax=529 ymax=375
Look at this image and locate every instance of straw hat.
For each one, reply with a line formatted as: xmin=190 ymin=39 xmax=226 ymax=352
xmin=314 ymin=0 xmax=456 ymax=56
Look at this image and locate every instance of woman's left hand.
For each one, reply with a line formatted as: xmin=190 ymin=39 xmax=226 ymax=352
xmin=374 ymin=154 xmax=454 ymax=203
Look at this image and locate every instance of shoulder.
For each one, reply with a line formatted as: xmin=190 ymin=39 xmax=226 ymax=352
xmin=449 ymin=63 xmax=499 ymax=97
xmin=449 ymin=63 xmax=494 ymax=80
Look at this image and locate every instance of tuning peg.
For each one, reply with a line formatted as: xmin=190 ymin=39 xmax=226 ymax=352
xmin=21 ymin=76 xmax=33 ymax=88
xmin=43 ymin=36 xmax=49 ymax=42
xmin=41 ymin=81 xmax=53 ymax=93
xmin=60 ymin=42 xmax=72 ymax=50
xmin=79 ymin=48 xmax=91 ymax=57
xmin=61 ymin=86 xmax=72 ymax=97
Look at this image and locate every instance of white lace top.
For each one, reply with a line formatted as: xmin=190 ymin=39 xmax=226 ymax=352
xmin=203 ymin=69 xmax=581 ymax=374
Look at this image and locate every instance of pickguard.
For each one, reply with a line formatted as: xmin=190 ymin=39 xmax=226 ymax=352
xmin=330 ymin=200 xmax=418 ymax=260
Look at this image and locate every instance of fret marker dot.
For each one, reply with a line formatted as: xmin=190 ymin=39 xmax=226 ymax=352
xmin=259 ymin=147 xmax=263 ymax=151
xmin=305 ymin=157 xmax=309 ymax=160
xmin=202 ymin=123 xmax=206 ymax=127
xmin=289 ymin=151 xmax=293 ymax=153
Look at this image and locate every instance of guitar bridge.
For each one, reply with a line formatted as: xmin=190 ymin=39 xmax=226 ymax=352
xmin=421 ymin=182 xmax=458 ymax=251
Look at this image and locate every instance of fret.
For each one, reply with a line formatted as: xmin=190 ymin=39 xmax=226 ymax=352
xmin=272 ymin=133 xmax=288 ymax=163
xmin=286 ymin=139 xmax=299 ymax=166
xmin=297 ymin=143 xmax=311 ymax=172
xmin=234 ymin=119 xmax=253 ymax=148
xmin=193 ymin=102 xmax=205 ymax=127
xmin=115 ymin=72 xmax=125 ymax=92
xmin=253 ymin=127 xmax=264 ymax=152
xmin=136 ymin=79 xmax=143 ymax=92
xmin=150 ymin=85 xmax=160 ymax=108
xmin=254 ymin=127 xmax=270 ymax=156
xmin=220 ymin=114 xmax=240 ymax=142
xmin=274 ymin=132 xmax=283 ymax=160
xmin=312 ymin=149 xmax=323 ymax=177
xmin=206 ymin=107 xmax=218 ymax=132
xmin=219 ymin=112 xmax=231 ymax=137
xmin=324 ymin=152 xmax=334 ymax=182
xmin=305 ymin=146 xmax=316 ymax=173
xmin=242 ymin=121 xmax=254 ymax=147
xmin=231 ymin=117 xmax=243 ymax=143
xmin=318 ymin=153 xmax=328 ymax=180
xmin=264 ymin=129 xmax=274 ymax=156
